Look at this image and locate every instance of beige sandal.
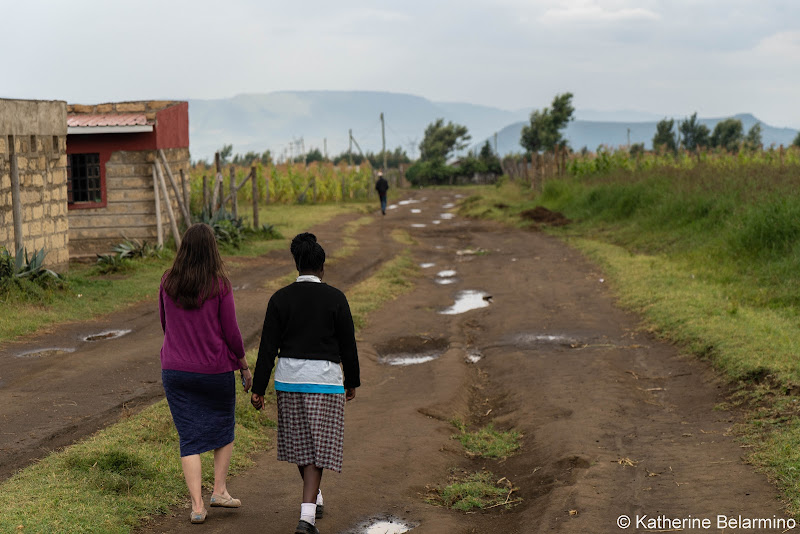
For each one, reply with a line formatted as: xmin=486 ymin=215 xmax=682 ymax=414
xmin=190 ymin=508 xmax=207 ymax=524
xmin=210 ymin=494 xmax=241 ymax=508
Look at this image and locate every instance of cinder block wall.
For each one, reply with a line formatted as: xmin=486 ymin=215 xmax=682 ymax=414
xmin=67 ymin=147 xmax=190 ymax=255
xmin=0 ymin=99 xmax=69 ymax=271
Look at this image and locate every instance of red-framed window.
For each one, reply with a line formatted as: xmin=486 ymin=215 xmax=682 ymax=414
xmin=67 ymin=153 xmax=103 ymax=206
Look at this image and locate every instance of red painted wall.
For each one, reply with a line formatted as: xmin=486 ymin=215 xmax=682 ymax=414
xmin=155 ymin=102 xmax=189 ymax=149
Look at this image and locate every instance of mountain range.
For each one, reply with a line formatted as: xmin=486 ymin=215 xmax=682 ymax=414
xmin=187 ymin=91 xmax=799 ymax=162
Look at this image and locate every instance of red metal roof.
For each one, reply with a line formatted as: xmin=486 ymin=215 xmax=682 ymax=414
xmin=67 ymin=113 xmax=150 ymax=127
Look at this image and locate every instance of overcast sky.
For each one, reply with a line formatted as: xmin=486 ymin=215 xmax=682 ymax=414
xmin=3 ymin=0 xmax=799 ymax=128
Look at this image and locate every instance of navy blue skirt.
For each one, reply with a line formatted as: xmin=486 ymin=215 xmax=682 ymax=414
xmin=162 ymin=370 xmax=236 ymax=457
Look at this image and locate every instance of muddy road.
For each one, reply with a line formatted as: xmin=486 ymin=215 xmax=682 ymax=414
xmin=2 ymin=189 xmax=789 ymax=533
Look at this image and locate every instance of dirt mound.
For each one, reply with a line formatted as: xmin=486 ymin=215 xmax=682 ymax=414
xmin=520 ymin=206 xmax=570 ymax=226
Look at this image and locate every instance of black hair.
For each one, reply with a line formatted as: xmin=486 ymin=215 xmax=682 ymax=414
xmin=290 ymin=232 xmax=326 ymax=273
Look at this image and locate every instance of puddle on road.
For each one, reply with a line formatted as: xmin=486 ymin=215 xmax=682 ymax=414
xmin=411 ymin=223 xmax=427 ymax=228
xmin=442 ymin=202 xmax=455 ymax=209
xmin=439 ymin=213 xmax=455 ymax=220
xmin=377 ymin=336 xmax=448 ymax=367
xmin=440 ymin=290 xmax=492 ymax=315
xmin=437 ymin=270 xmax=456 ymax=277
xmin=512 ymin=333 xmax=583 ymax=348
xmin=435 ymin=278 xmax=457 ymax=285
xmin=419 ymin=262 xmax=436 ymax=268
xmin=466 ymin=348 xmax=482 ymax=363
xmin=232 ymin=283 xmax=249 ymax=291
xmin=83 ymin=329 xmax=132 ymax=342
xmin=387 ymin=204 xmax=398 ymax=210
xmin=398 ymin=199 xmax=420 ymax=206
xmin=410 ymin=208 xmax=421 ymax=214
xmin=353 ymin=516 xmax=416 ymax=534
xmin=432 ymin=220 xmax=441 ymax=224
xmin=16 ymin=347 xmax=76 ymax=359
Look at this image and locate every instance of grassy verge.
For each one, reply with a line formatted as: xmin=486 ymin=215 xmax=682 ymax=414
xmin=0 ymin=228 xmax=420 ymax=533
xmin=428 ymin=470 xmax=519 ymax=512
xmin=460 ymin=175 xmax=800 ymax=516
xmin=0 ymin=203 xmax=369 ymax=343
xmin=451 ymin=421 xmax=522 ymax=460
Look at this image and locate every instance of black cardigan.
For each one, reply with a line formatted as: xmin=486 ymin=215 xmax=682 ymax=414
xmin=252 ymin=281 xmax=360 ymax=396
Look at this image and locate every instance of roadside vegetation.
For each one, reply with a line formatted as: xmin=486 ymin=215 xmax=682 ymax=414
xmin=451 ymin=420 xmax=522 ymax=460
xmin=0 ymin=230 xmax=419 ymax=533
xmin=459 ymin=147 xmax=800 ymax=515
xmin=428 ymin=470 xmax=520 ymax=512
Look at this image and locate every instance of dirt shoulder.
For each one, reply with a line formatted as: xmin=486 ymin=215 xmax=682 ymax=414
xmin=136 ymin=189 xmax=786 ymax=534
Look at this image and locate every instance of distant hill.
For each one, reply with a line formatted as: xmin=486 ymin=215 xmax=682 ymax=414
xmin=187 ymin=92 xmax=799 ymax=161
xmin=188 ymin=91 xmax=523 ymax=162
xmin=489 ymin=113 xmax=799 ymax=155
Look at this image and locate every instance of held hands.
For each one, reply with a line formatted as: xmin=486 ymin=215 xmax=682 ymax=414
xmin=251 ymin=393 xmax=264 ymax=410
xmin=346 ymin=388 xmax=356 ymax=401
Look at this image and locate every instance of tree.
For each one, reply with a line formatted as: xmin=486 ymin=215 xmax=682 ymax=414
xmin=679 ymin=113 xmax=710 ymax=151
xmin=744 ymin=123 xmax=763 ymax=151
xmin=419 ymin=119 xmax=471 ymax=162
xmin=218 ymin=144 xmax=233 ymax=164
xmin=710 ymin=118 xmax=744 ymax=152
xmin=477 ymin=141 xmax=503 ymax=174
xmin=652 ymin=118 xmax=677 ymax=152
xmin=794 ymin=132 xmax=800 ymax=148
xmin=520 ymin=92 xmax=575 ymax=154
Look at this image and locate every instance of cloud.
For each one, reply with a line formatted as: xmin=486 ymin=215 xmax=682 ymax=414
xmin=539 ymin=1 xmax=660 ymax=24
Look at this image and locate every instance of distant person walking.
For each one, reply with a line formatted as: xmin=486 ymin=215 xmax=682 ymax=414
xmin=375 ymin=171 xmax=389 ymax=215
xmin=251 ymin=232 xmax=360 ymax=534
xmin=159 ymin=223 xmax=252 ymax=524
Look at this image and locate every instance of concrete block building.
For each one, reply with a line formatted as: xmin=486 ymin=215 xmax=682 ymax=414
xmin=0 ymin=99 xmax=70 ymax=270
xmin=66 ymin=100 xmax=190 ymax=256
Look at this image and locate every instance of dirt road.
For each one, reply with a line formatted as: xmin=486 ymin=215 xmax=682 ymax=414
xmin=1 ymin=189 xmax=788 ymax=533
xmin=136 ymin=190 xmax=786 ymax=533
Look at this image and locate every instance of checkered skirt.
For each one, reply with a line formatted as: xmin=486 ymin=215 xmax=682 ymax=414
xmin=276 ymin=391 xmax=345 ymax=472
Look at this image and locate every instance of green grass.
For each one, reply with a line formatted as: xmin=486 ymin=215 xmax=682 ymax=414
xmin=0 ymin=203 xmax=370 ymax=343
xmin=433 ymin=470 xmax=517 ymax=512
xmin=451 ymin=421 xmax=522 ymax=460
xmin=0 ymin=351 xmax=273 ymax=534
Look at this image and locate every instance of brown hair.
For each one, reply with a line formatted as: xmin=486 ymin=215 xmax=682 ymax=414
xmin=162 ymin=223 xmax=229 ymax=309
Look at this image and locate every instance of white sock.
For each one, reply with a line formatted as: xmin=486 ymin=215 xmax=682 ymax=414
xmin=300 ymin=503 xmax=316 ymax=525
xmin=316 ymin=489 xmax=323 ymax=506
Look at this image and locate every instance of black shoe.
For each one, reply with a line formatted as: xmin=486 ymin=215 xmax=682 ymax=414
xmin=382 ymin=210 xmax=386 ymax=215
xmin=295 ymin=520 xmax=319 ymax=534
xmin=316 ymin=503 xmax=324 ymax=519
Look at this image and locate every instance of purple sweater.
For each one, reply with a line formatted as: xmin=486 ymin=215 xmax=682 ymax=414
xmin=159 ymin=281 xmax=246 ymax=374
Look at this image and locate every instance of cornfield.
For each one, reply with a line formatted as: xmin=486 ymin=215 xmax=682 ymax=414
xmin=188 ymin=161 xmax=375 ymax=213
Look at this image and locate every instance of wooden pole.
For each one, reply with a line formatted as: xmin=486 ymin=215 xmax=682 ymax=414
xmin=158 ymin=150 xmax=191 ymax=226
xmin=156 ymin=157 xmax=190 ymax=227
xmin=156 ymin=160 xmax=181 ymax=247
xmin=152 ymin=164 xmax=163 ymax=248
xmin=211 ymin=152 xmax=222 ymax=211
xmin=9 ymin=137 xmax=24 ymax=254
xmin=230 ymin=165 xmax=237 ymax=219
xmin=251 ymin=166 xmax=259 ymax=229
xmin=202 ymin=175 xmax=209 ymax=210
xmin=179 ymin=168 xmax=190 ymax=215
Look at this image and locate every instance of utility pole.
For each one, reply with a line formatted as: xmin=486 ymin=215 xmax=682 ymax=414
xmin=380 ymin=112 xmax=387 ymax=174
xmin=323 ymin=138 xmax=327 ymax=160
xmin=494 ymin=132 xmax=498 ymax=155
xmin=627 ymin=128 xmax=631 ymax=147
xmin=348 ymin=129 xmax=353 ymax=166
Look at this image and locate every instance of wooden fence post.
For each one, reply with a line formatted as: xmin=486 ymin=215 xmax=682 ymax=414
xmin=251 ymin=166 xmax=259 ymax=229
xmin=230 ymin=165 xmax=237 ymax=219
xmin=152 ymin=164 xmax=164 ymax=247
xmin=156 ymin=161 xmax=181 ymax=247
xmin=158 ymin=150 xmax=191 ymax=226
xmin=179 ymin=169 xmax=190 ymax=215
xmin=211 ymin=152 xmax=222 ymax=211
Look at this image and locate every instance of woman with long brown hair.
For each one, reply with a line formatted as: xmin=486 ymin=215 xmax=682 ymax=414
xmin=159 ymin=223 xmax=252 ymax=524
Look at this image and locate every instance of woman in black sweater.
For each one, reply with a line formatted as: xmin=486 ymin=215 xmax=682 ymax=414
xmin=251 ymin=233 xmax=360 ymax=534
